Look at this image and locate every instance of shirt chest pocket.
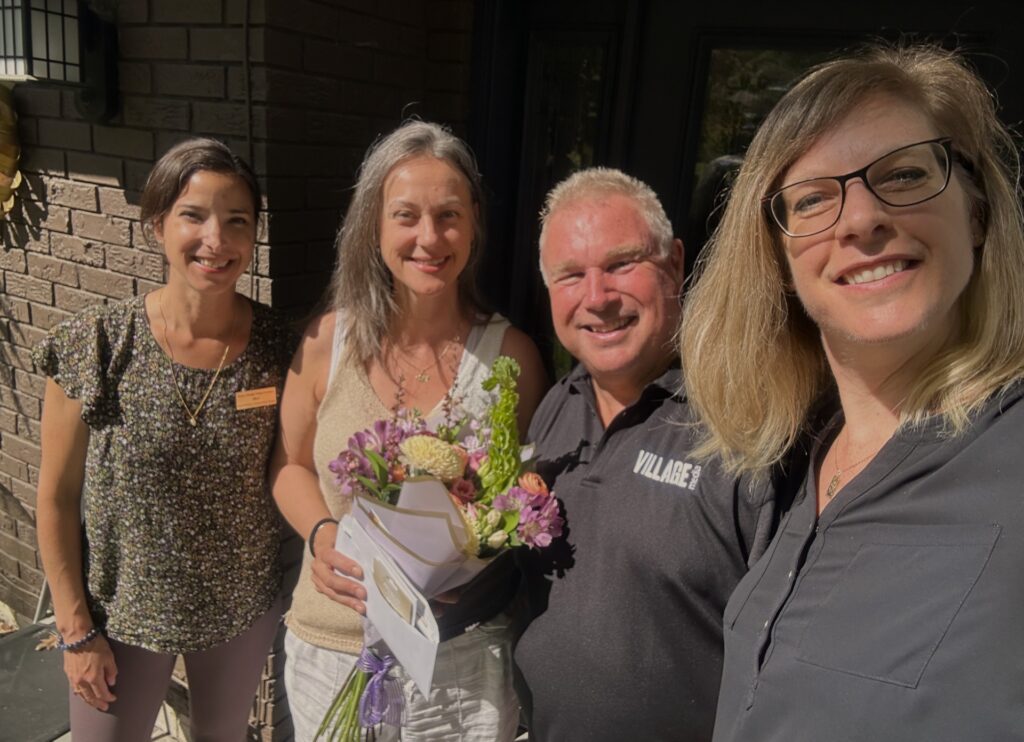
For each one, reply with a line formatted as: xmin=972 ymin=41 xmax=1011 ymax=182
xmin=796 ymin=523 xmax=1000 ymax=688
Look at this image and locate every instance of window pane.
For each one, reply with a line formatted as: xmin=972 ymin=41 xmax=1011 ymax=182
xmin=48 ymin=58 xmax=62 ymax=79
xmin=63 ymin=0 xmax=75 ymax=16
xmin=13 ymin=7 xmax=23 ymax=57
xmin=30 ymin=0 xmax=43 ymax=9
xmin=29 ymin=9 xmax=43 ymax=60
xmin=46 ymin=0 xmax=59 ymax=12
xmin=47 ymin=10 xmax=61 ymax=61
xmin=65 ymin=60 xmax=77 ymax=81
xmin=63 ymin=14 xmax=74 ymax=62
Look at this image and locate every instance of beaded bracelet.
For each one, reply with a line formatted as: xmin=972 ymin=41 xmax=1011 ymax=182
xmin=57 ymin=626 xmax=100 ymax=652
xmin=309 ymin=517 xmax=339 ymax=558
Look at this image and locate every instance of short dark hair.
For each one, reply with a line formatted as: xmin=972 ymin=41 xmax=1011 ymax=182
xmin=140 ymin=138 xmax=261 ymax=242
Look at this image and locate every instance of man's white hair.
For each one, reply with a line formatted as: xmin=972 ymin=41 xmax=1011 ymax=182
xmin=537 ymin=167 xmax=675 ymax=284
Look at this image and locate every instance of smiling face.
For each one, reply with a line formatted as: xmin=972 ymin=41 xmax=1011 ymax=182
xmin=379 ymin=156 xmax=475 ymax=304
xmin=542 ymin=193 xmax=683 ymax=394
xmin=780 ymin=95 xmax=978 ymax=356
xmin=154 ymin=170 xmax=257 ymax=295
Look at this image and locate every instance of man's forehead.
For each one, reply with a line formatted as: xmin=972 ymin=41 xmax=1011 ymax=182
xmin=550 ymin=244 xmax=653 ymax=274
xmin=543 ymin=196 xmax=654 ymax=260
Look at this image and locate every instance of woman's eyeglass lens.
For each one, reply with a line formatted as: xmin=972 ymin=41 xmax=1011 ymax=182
xmin=767 ymin=139 xmax=953 ymax=238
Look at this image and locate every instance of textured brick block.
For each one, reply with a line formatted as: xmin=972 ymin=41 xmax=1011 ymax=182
xmin=427 ymin=60 xmax=469 ymax=93
xmin=137 ymin=278 xmax=163 ymax=294
xmin=11 ymin=86 xmax=61 ymax=118
xmin=1 ymin=434 xmax=40 ymax=469
xmin=106 ymin=245 xmax=164 ymax=281
xmin=78 ymin=265 xmax=134 ymax=298
xmin=47 ymin=179 xmax=99 ymax=211
xmin=266 ymin=0 xmax=339 ymax=39
xmin=12 ymin=474 xmax=38 ymax=504
xmin=18 ymin=562 xmax=44 ymax=590
xmin=115 ymin=0 xmax=148 ymax=23
xmin=51 ymin=234 xmax=106 ymax=267
xmin=93 ymin=126 xmax=154 ymax=160
xmin=374 ymin=51 xmax=424 ymax=86
xmin=154 ymin=64 xmax=225 ymax=98
xmin=13 ymin=370 xmax=45 ymax=400
xmin=17 ymin=118 xmax=38 ymax=145
xmin=122 ymin=97 xmax=190 ymax=131
xmin=20 ymin=147 xmax=66 ymax=176
xmin=120 ymin=27 xmax=188 ymax=60
xmin=4 ymin=273 xmax=52 ymax=304
xmin=226 ymin=0 xmax=266 ymax=24
xmin=118 ymin=62 xmax=152 ymax=94
xmin=125 ymin=160 xmax=155 ymax=194
xmin=72 ymin=211 xmax=131 ymax=246
xmin=37 ymin=119 xmax=91 ymax=151
xmin=193 ymin=101 xmax=249 ymax=137
xmin=190 ymin=28 xmax=244 ymax=62
xmin=98 ymin=188 xmax=142 ymax=220
xmin=0 ymin=296 xmax=30 ymax=323
xmin=302 ymin=39 xmax=372 ymax=80
xmin=430 ymin=0 xmax=473 ymax=31
xmin=7 ymin=201 xmax=70 ymax=237
xmin=0 ymin=387 xmax=40 ymax=423
xmin=0 ymin=409 xmax=16 ymax=435
xmin=60 ymin=89 xmax=82 ymax=121
xmin=27 ymin=254 xmax=79 ymax=287
xmin=0 ymin=337 xmax=35 ymax=368
xmin=0 ymin=249 xmax=26 ymax=272
xmin=153 ymin=0 xmax=222 ymax=23
xmin=0 ymin=452 xmax=27 ymax=481
xmin=0 ymin=532 xmax=37 ymax=568
xmin=16 ymin=413 xmax=41 ymax=443
xmin=248 ymin=28 xmax=303 ymax=70
xmin=30 ymin=304 xmax=72 ymax=331
xmin=67 ymin=152 xmax=125 ymax=187
xmin=428 ymin=31 xmax=470 ymax=63
xmin=54 ymin=285 xmax=105 ymax=313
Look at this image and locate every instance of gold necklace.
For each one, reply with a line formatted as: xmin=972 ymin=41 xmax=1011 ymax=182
xmin=825 ymin=427 xmax=883 ymax=499
xmin=158 ymin=292 xmax=233 ymax=428
xmin=390 ymin=336 xmax=461 ymax=384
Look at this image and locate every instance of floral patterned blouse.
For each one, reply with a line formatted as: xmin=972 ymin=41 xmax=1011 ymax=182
xmin=33 ymin=295 xmax=294 ymax=653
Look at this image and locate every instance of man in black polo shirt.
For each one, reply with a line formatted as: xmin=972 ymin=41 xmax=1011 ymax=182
xmin=514 ymin=168 xmax=777 ymax=741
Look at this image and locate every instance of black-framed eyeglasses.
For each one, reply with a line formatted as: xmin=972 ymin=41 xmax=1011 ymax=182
xmin=764 ymin=138 xmax=954 ymax=238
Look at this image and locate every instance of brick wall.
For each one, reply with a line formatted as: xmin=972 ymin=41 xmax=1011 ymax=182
xmin=0 ymin=1 xmax=473 ymax=739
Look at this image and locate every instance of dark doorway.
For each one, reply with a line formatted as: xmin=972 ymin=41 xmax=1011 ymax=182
xmin=471 ymin=0 xmax=1024 ymax=370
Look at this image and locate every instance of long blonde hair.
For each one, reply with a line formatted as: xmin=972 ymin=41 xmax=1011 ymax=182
xmin=327 ymin=121 xmax=486 ymax=363
xmin=680 ymin=44 xmax=1024 ymax=474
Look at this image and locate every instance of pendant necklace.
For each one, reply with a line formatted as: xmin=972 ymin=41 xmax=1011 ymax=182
xmin=158 ymin=291 xmax=234 ymax=427
xmin=825 ymin=427 xmax=883 ymax=499
xmin=391 ymin=335 xmax=461 ymax=384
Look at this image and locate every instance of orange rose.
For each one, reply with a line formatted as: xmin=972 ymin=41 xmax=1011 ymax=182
xmin=518 ymin=472 xmax=548 ymax=496
xmin=390 ymin=464 xmax=407 ymax=483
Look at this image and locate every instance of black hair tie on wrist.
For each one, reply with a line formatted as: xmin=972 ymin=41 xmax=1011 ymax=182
xmin=309 ymin=517 xmax=339 ymax=558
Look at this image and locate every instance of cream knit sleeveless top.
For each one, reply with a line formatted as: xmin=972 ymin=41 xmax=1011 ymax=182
xmin=284 ymin=312 xmax=511 ymax=652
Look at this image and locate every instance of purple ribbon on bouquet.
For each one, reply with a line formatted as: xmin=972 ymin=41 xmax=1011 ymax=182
xmin=356 ymin=647 xmax=403 ymax=727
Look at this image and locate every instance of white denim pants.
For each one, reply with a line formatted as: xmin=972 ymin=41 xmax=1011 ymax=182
xmin=283 ymin=614 xmax=519 ymax=742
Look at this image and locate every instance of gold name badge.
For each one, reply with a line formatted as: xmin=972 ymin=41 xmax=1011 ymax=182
xmin=235 ymin=387 xmax=278 ymax=410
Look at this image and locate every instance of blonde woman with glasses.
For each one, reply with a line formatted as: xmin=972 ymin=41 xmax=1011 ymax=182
xmin=681 ymin=45 xmax=1024 ymax=741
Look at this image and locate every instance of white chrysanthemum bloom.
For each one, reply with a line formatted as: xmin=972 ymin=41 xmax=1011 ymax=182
xmin=485 ymin=509 xmax=502 ymax=528
xmin=400 ymin=435 xmax=464 ymax=482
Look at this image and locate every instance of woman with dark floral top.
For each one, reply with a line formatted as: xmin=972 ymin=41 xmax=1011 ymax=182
xmin=34 ymin=139 xmax=292 ymax=740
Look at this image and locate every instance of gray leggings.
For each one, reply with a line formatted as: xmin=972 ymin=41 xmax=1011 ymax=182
xmin=69 ymin=599 xmax=282 ymax=742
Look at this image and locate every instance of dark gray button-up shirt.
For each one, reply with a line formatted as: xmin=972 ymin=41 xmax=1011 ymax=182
xmin=714 ymin=384 xmax=1024 ymax=742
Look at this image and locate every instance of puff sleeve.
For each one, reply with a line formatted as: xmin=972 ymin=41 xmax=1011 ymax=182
xmin=32 ymin=304 xmax=120 ymax=427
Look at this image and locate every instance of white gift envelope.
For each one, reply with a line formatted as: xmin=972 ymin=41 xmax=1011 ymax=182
xmin=335 ymin=515 xmax=439 ymax=695
xmin=353 ymin=484 xmax=494 ymax=597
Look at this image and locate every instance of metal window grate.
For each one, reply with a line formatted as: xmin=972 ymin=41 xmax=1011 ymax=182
xmin=0 ymin=0 xmax=80 ymax=81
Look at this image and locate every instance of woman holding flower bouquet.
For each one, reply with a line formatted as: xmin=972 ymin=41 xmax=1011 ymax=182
xmin=271 ymin=120 xmax=547 ymax=741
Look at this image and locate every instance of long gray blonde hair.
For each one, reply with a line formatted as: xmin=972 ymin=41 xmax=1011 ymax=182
xmin=680 ymin=44 xmax=1024 ymax=474
xmin=328 ymin=120 xmax=486 ymax=363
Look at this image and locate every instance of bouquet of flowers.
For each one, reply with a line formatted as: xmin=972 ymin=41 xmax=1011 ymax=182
xmin=316 ymin=356 xmax=562 ymax=741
